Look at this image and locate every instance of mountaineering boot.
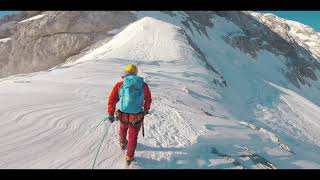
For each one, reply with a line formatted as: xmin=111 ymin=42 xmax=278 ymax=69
xmin=120 ymin=139 xmax=128 ymax=150
xmin=125 ymin=155 xmax=135 ymax=165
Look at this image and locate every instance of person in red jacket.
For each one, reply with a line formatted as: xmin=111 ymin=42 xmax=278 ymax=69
xmin=106 ymin=64 xmax=152 ymax=165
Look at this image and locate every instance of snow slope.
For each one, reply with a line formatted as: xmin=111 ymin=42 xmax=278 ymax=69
xmin=1 ymin=15 xmax=320 ymax=169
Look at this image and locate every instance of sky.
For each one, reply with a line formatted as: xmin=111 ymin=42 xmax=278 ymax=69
xmin=0 ymin=11 xmax=16 ymax=16
xmin=1 ymin=11 xmax=320 ymax=32
xmin=257 ymin=11 xmax=320 ymax=32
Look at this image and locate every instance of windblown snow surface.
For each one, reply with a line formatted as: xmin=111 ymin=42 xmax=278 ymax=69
xmin=1 ymin=13 xmax=320 ymax=169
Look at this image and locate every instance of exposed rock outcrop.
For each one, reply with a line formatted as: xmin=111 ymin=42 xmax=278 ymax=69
xmin=216 ymin=11 xmax=320 ymax=88
xmin=0 ymin=11 xmax=136 ymax=78
xmin=0 ymin=11 xmax=42 ymax=38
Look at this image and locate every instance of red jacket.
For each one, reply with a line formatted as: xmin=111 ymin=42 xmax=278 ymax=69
xmin=107 ymin=81 xmax=152 ymax=115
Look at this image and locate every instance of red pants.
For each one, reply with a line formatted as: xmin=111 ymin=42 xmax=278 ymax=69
xmin=119 ymin=121 xmax=142 ymax=158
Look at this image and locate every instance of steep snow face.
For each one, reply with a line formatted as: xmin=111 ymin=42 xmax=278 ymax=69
xmin=133 ymin=12 xmax=320 ymax=167
xmin=210 ymin=12 xmax=320 ymax=151
xmin=217 ymin=11 xmax=320 ymax=90
xmin=255 ymin=82 xmax=320 ymax=145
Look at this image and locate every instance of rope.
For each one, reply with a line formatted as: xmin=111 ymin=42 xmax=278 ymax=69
xmin=90 ymin=118 xmax=105 ymax=134
xmin=91 ymin=123 xmax=111 ymax=169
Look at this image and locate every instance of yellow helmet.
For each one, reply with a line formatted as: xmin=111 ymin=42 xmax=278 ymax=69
xmin=124 ymin=64 xmax=138 ymax=75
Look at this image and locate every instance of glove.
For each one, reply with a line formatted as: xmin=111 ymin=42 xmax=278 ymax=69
xmin=143 ymin=110 xmax=149 ymax=115
xmin=105 ymin=114 xmax=115 ymax=123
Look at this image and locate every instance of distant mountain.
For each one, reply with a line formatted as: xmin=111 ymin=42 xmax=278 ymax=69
xmin=0 ymin=11 xmax=135 ymax=78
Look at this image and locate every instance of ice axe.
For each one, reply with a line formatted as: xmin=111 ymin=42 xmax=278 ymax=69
xmin=142 ymin=111 xmax=151 ymax=138
xmin=142 ymin=121 xmax=144 ymax=138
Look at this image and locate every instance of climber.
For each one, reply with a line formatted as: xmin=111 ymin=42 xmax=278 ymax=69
xmin=106 ymin=64 xmax=152 ymax=165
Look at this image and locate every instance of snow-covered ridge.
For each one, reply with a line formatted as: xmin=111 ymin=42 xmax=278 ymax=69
xmin=0 ymin=37 xmax=11 ymax=43
xmin=18 ymin=14 xmax=47 ymax=23
xmin=74 ymin=17 xmax=199 ymax=64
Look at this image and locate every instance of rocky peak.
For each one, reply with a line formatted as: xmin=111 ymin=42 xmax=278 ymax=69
xmin=0 ymin=11 xmax=136 ymax=78
xmin=215 ymin=11 xmax=320 ymax=88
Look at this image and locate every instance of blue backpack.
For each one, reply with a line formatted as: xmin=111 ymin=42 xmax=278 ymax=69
xmin=118 ymin=75 xmax=144 ymax=114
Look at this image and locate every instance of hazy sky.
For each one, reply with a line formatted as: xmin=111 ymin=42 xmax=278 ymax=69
xmin=0 ymin=11 xmax=16 ymax=16
xmin=1 ymin=11 xmax=319 ymax=32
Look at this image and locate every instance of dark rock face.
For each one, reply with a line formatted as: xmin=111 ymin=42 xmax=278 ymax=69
xmin=215 ymin=11 xmax=320 ymax=88
xmin=223 ymin=35 xmax=261 ymax=58
xmin=163 ymin=11 xmax=215 ymax=38
xmin=0 ymin=11 xmax=42 ymax=38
